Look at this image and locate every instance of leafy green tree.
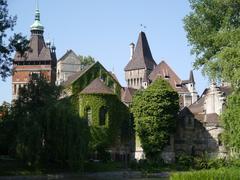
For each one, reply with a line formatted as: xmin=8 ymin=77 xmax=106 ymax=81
xmin=221 ymin=91 xmax=240 ymax=151
xmin=11 ymin=75 xmax=89 ymax=169
xmin=184 ymin=0 xmax=240 ymax=87
xmin=46 ymin=97 xmax=89 ymax=170
xmin=12 ymin=75 xmax=61 ymax=166
xmin=78 ymin=55 xmax=95 ymax=69
xmin=0 ymin=0 xmax=29 ymax=80
xmin=132 ymin=78 xmax=179 ymax=160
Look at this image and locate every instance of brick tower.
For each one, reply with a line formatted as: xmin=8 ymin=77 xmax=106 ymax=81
xmin=12 ymin=4 xmax=57 ymax=100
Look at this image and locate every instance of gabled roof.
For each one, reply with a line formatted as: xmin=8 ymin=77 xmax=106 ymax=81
xmin=124 ymin=31 xmax=156 ymax=71
xmin=121 ymin=87 xmax=137 ymax=103
xmin=14 ymin=35 xmax=52 ymax=61
xmin=62 ymin=62 xmax=96 ymax=87
xmin=149 ymin=60 xmax=189 ymax=93
xmin=58 ymin=49 xmax=78 ymax=62
xmin=62 ymin=61 xmax=122 ymax=88
xmin=80 ymin=78 xmax=114 ymax=95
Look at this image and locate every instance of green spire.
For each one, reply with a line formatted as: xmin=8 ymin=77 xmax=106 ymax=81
xmin=30 ymin=0 xmax=44 ymax=32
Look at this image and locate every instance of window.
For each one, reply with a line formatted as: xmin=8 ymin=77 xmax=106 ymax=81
xmin=85 ymin=107 xmax=92 ymax=125
xmin=185 ymin=116 xmax=194 ymax=128
xmin=99 ymin=106 xmax=107 ymax=126
xmin=218 ymin=134 xmax=222 ymax=146
xmin=13 ymin=84 xmax=16 ymax=95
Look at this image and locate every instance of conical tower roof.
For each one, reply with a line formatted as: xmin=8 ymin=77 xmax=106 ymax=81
xmin=30 ymin=3 xmax=44 ymax=33
xmin=189 ymin=70 xmax=195 ymax=84
xmin=124 ymin=31 xmax=156 ymax=71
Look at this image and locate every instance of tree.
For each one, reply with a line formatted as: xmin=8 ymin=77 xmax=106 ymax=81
xmin=46 ymin=97 xmax=89 ymax=170
xmin=221 ymin=91 xmax=240 ymax=151
xmin=78 ymin=55 xmax=95 ymax=69
xmin=131 ymin=78 xmax=179 ymax=160
xmin=184 ymin=0 xmax=240 ymax=88
xmin=12 ymin=75 xmax=61 ymax=166
xmin=0 ymin=0 xmax=28 ymax=80
xmin=9 ymin=75 xmax=88 ymax=170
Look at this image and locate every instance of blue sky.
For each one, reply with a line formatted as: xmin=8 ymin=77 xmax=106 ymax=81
xmin=0 ymin=0 xmax=209 ymax=104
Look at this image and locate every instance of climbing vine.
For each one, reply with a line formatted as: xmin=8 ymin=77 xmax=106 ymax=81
xmin=79 ymin=94 xmax=130 ymax=156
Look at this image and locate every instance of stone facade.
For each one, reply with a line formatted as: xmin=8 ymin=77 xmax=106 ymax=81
xmin=56 ymin=50 xmax=81 ymax=85
xmin=123 ymin=31 xmax=201 ymax=160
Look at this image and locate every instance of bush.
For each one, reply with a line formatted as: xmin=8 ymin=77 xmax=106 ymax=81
xmin=175 ymin=154 xmax=193 ymax=171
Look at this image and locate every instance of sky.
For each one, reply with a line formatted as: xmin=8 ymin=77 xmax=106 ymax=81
xmin=0 ymin=0 xmax=209 ymax=104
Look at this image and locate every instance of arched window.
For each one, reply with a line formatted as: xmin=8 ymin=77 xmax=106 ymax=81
xmin=85 ymin=107 xmax=92 ymax=125
xmin=99 ymin=106 xmax=107 ymax=126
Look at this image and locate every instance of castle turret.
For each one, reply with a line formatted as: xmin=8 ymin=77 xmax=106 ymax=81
xmin=124 ymin=32 xmax=156 ymax=89
xmin=12 ymin=2 xmax=57 ymax=100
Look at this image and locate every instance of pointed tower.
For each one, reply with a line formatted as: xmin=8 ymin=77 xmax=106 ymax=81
xmin=185 ymin=70 xmax=198 ymax=104
xmin=124 ymin=32 xmax=156 ymax=89
xmin=12 ymin=3 xmax=57 ymax=100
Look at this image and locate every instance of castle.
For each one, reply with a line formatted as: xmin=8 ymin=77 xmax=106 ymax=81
xmin=12 ymin=6 xmax=230 ymax=162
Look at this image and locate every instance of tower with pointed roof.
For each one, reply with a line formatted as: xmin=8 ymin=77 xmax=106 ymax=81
xmin=12 ymin=3 xmax=57 ymax=100
xmin=124 ymin=31 xmax=156 ymax=89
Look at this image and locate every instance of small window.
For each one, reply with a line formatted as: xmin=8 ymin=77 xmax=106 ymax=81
xmin=99 ymin=106 xmax=107 ymax=126
xmin=218 ymin=134 xmax=222 ymax=146
xmin=85 ymin=107 xmax=92 ymax=125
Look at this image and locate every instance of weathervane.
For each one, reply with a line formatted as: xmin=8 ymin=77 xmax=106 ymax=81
xmin=140 ymin=24 xmax=147 ymax=31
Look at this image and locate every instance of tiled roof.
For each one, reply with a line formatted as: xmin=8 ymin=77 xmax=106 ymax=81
xmin=124 ymin=31 xmax=156 ymax=71
xmin=149 ymin=61 xmax=189 ymax=93
xmin=14 ymin=35 xmax=52 ymax=61
xmin=80 ymin=78 xmax=114 ymax=95
xmin=188 ymin=96 xmax=205 ymax=114
xmin=58 ymin=49 xmax=78 ymax=62
xmin=121 ymin=87 xmax=137 ymax=103
xmin=205 ymin=113 xmax=219 ymax=126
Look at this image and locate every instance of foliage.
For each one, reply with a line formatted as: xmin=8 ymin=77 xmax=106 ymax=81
xmin=0 ymin=0 xmax=29 ymax=80
xmin=170 ymin=168 xmax=240 ymax=180
xmin=71 ymin=62 xmax=121 ymax=98
xmin=221 ymin=91 xmax=240 ymax=151
xmin=12 ymin=75 xmax=61 ymax=167
xmin=45 ymin=97 xmax=89 ymax=170
xmin=132 ymin=78 xmax=179 ymax=160
xmin=184 ymin=0 xmax=240 ymax=87
xmin=79 ymin=94 xmax=130 ymax=159
xmin=78 ymin=55 xmax=95 ymax=70
xmin=8 ymin=75 xmax=88 ymax=170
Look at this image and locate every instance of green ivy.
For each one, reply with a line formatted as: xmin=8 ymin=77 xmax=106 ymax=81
xmin=70 ymin=62 xmax=121 ymax=98
xmin=79 ymin=94 xmax=130 ymax=154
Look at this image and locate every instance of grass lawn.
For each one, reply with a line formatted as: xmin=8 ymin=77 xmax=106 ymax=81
xmin=170 ymin=167 xmax=240 ymax=180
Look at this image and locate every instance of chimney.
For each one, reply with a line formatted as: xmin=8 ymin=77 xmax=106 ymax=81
xmin=129 ymin=42 xmax=135 ymax=60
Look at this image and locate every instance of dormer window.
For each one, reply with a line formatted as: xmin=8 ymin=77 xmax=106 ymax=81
xmin=176 ymin=84 xmax=182 ymax=88
xmin=164 ymin=75 xmax=170 ymax=79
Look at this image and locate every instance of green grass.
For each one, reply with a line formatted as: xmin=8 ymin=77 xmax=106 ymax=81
xmin=170 ymin=168 xmax=240 ymax=180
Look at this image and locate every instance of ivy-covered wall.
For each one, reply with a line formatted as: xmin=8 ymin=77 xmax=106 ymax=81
xmin=71 ymin=62 xmax=121 ymax=98
xmin=79 ymin=94 xmax=130 ymax=152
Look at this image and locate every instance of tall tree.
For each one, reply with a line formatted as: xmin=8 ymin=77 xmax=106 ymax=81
xmin=0 ymin=0 xmax=28 ymax=80
xmin=184 ymin=0 xmax=240 ymax=88
xmin=131 ymin=78 xmax=179 ymax=160
xmin=12 ymin=75 xmax=61 ymax=166
xmin=78 ymin=55 xmax=95 ymax=69
xmin=11 ymin=75 xmax=88 ymax=169
xmin=221 ymin=92 xmax=240 ymax=151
